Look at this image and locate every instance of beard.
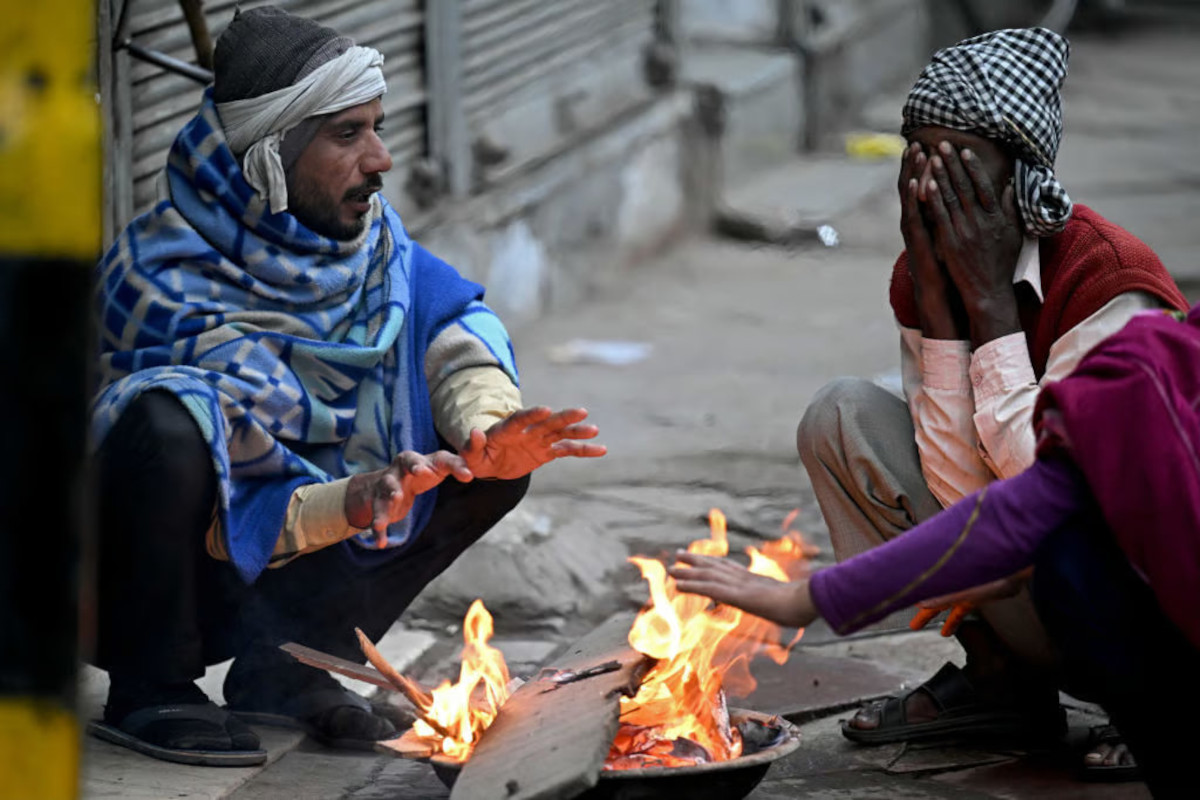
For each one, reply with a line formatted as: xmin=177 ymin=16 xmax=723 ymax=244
xmin=286 ymin=173 xmax=383 ymax=241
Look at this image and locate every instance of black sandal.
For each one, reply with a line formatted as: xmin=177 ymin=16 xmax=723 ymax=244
xmin=1080 ymin=724 xmax=1142 ymax=782
xmin=229 ymin=686 xmax=400 ymax=751
xmin=841 ymin=663 xmax=1064 ymax=745
xmin=89 ymin=703 xmax=268 ymax=767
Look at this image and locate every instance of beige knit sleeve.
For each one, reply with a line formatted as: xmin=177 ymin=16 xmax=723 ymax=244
xmin=268 ymin=478 xmax=362 ymax=567
xmin=430 ymin=365 xmax=523 ymax=450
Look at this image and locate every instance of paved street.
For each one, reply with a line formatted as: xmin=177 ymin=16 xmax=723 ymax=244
xmin=80 ymin=19 xmax=1197 ymax=800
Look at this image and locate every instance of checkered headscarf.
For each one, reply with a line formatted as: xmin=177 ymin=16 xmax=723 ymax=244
xmin=902 ymin=28 xmax=1072 ymax=237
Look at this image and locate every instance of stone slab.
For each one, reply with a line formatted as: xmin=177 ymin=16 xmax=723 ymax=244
xmin=721 ymin=156 xmax=896 ymax=229
xmin=406 ymin=498 xmax=631 ymax=631
xmin=740 ymin=647 xmax=910 ymax=722
xmin=81 ymin=726 xmax=303 ymax=800
xmin=744 ymin=715 xmax=998 ymax=799
xmin=934 ymin=759 xmax=1153 ymax=799
xmin=224 ymin=745 xmax=382 ymax=800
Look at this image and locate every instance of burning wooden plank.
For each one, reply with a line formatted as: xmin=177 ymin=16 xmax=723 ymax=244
xmin=368 ymin=507 xmax=814 ymax=798
xmin=418 ymin=613 xmax=651 ymax=800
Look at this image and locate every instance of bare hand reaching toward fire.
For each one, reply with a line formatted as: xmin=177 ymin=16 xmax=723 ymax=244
xmin=345 ymin=450 xmax=473 ymax=548
xmin=668 ymin=552 xmax=819 ymax=629
xmin=460 ymin=406 xmax=606 ymax=480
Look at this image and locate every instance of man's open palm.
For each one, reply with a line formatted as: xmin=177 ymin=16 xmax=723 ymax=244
xmin=460 ymin=406 xmax=606 ymax=480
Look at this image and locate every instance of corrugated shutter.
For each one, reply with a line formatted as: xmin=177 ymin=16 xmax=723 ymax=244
xmin=121 ymin=0 xmax=426 ymax=220
xmin=460 ymin=0 xmax=657 ymax=186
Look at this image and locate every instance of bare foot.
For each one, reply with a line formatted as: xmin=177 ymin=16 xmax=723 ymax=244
xmin=1085 ymin=740 xmax=1136 ymax=769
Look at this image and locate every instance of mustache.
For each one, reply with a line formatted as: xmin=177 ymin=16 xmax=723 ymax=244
xmin=344 ymin=178 xmax=384 ymax=201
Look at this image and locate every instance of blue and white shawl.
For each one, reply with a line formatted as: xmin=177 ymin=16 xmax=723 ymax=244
xmin=92 ymin=91 xmax=517 ymax=583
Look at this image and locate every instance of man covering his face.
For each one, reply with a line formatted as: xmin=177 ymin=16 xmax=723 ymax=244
xmin=797 ymin=27 xmax=1186 ymax=782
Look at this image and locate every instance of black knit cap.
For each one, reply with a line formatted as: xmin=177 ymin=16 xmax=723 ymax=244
xmin=213 ymin=6 xmax=354 ymax=103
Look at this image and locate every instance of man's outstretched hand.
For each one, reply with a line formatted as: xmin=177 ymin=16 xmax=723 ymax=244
xmin=668 ymin=552 xmax=818 ymax=630
xmin=345 ymin=451 xmax=473 ymax=548
xmin=459 ymin=406 xmax=606 ymax=480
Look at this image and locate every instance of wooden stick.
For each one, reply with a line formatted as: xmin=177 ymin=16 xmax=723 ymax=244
xmin=355 ymin=628 xmax=455 ymax=740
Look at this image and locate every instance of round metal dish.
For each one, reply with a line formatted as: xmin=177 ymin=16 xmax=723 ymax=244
xmin=429 ymin=708 xmax=801 ymax=800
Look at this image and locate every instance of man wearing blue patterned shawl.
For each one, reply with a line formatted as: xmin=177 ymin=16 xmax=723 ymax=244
xmin=88 ymin=6 xmax=605 ymax=766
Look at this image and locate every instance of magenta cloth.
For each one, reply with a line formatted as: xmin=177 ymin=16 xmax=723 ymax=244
xmin=809 ymin=458 xmax=1088 ymax=634
xmin=1035 ymin=306 xmax=1200 ymax=649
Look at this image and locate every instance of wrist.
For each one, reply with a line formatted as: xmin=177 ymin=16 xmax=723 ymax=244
xmin=915 ymin=285 xmax=964 ymax=341
xmin=964 ymin=291 xmax=1020 ymax=348
xmin=344 ymin=472 xmax=373 ymax=529
xmin=786 ymin=579 xmax=819 ymax=629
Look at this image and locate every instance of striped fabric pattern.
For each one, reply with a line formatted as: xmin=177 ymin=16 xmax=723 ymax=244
xmin=92 ymin=92 xmax=516 ymax=582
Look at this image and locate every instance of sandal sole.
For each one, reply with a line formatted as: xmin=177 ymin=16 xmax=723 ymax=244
xmin=88 ymin=721 xmax=268 ymax=767
xmin=840 ymin=713 xmax=1054 ymax=745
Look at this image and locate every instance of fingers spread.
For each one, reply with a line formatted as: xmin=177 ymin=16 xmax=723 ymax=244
xmin=428 ymin=450 xmax=473 ymax=482
xmin=941 ymin=603 xmax=972 ymax=636
xmin=506 ymin=406 xmax=555 ymax=430
xmin=924 ymin=179 xmax=955 ymax=239
xmin=392 ymin=451 xmax=428 ymax=475
xmin=672 ymin=579 xmax=728 ymax=602
xmin=1001 ymin=182 xmax=1019 ymax=226
xmin=905 ymin=179 xmax=933 ymax=252
xmin=929 ymin=156 xmax=963 ymax=223
xmin=960 ymin=148 xmax=998 ymax=212
xmin=548 ymin=441 xmax=607 ymax=459
xmin=551 ymin=422 xmax=600 ymax=441
xmin=530 ymin=408 xmax=590 ymax=437
xmin=462 ymin=428 xmax=488 ymax=456
xmin=909 ymin=607 xmax=940 ymax=631
xmin=938 ymin=142 xmax=974 ymax=212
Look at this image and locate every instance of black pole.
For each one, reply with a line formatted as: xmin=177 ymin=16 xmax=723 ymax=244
xmin=0 ymin=1 xmax=98 ymax=795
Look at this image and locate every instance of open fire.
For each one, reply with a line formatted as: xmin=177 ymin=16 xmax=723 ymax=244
xmin=606 ymin=509 xmax=812 ymax=769
xmin=404 ymin=599 xmax=513 ymax=761
xmin=391 ymin=509 xmax=814 ymax=768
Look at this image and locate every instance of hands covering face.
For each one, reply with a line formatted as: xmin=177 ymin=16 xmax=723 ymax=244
xmin=899 ymin=140 xmax=1024 ymax=346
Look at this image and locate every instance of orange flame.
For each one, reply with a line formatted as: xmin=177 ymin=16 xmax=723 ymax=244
xmin=610 ymin=509 xmax=812 ymax=769
xmin=410 ymin=599 xmax=511 ymax=761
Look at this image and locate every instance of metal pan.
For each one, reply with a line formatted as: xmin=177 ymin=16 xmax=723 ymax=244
xmin=428 ymin=708 xmax=800 ymax=800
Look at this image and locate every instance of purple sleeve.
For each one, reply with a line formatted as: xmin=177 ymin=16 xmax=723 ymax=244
xmin=808 ymin=457 xmax=1089 ymax=635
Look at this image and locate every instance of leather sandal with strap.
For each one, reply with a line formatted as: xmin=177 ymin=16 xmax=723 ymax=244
xmin=841 ymin=663 xmax=1065 ymax=745
xmin=229 ymin=685 xmax=401 ymax=751
xmin=89 ymin=703 xmax=268 ymax=767
xmin=1081 ymin=723 xmax=1142 ymax=782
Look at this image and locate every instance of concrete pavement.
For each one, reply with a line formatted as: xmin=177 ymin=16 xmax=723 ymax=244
xmin=79 ymin=19 xmax=1196 ymax=800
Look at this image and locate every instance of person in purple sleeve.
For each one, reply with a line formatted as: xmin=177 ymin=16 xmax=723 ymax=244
xmin=672 ymin=305 xmax=1200 ymax=799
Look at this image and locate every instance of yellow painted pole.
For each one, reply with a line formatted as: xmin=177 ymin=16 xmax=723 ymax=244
xmin=0 ymin=0 xmax=101 ymax=259
xmin=0 ymin=1 xmax=99 ymax=798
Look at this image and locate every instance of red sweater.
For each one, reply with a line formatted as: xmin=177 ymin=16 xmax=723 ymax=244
xmin=889 ymin=205 xmax=1188 ymax=378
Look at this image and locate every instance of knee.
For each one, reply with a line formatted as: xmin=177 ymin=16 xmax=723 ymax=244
xmin=101 ymin=390 xmax=210 ymax=479
xmin=493 ymin=474 xmax=531 ymax=515
xmin=796 ymin=377 xmax=880 ymax=463
xmin=459 ymin=474 xmax=530 ymax=524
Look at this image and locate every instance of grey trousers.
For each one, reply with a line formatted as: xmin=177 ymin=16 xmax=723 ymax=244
xmin=797 ymin=377 xmax=1057 ymax=669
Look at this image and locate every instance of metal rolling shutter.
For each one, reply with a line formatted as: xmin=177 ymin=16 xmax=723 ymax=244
xmin=460 ymin=0 xmax=657 ymax=186
xmin=119 ymin=0 xmax=426 ymax=221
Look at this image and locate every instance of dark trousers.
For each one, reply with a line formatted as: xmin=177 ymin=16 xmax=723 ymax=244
xmin=93 ymin=391 xmax=528 ymax=685
xmin=1033 ymin=522 xmax=1200 ymax=799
